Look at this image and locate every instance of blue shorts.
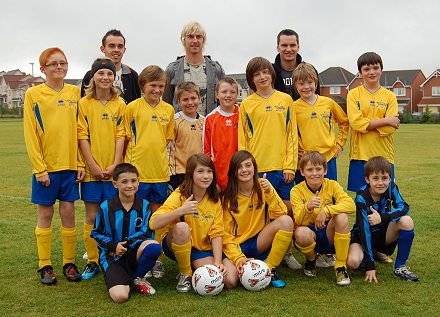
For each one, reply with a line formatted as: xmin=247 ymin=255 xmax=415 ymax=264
xmin=258 ymin=170 xmax=294 ymax=200
xmin=307 ymin=223 xmax=335 ymax=254
xmin=348 ymin=160 xmax=395 ymax=192
xmin=295 ymin=157 xmax=338 ymax=184
xmin=31 ymin=170 xmax=79 ymax=205
xmin=162 ymin=236 xmax=226 ymax=262
xmin=80 ymin=181 xmax=118 ymax=203
xmin=239 ymin=233 xmax=270 ymax=261
xmin=137 ymin=182 xmax=168 ymax=204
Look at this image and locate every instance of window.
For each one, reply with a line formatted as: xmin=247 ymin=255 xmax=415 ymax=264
xmin=393 ymin=87 xmax=406 ymax=96
xmin=432 ymin=86 xmax=440 ymax=96
xmin=329 ymin=86 xmax=341 ymax=95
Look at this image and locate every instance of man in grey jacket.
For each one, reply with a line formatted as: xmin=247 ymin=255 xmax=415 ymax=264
xmin=163 ymin=21 xmax=224 ymax=116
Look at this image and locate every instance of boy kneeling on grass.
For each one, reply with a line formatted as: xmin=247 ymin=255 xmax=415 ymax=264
xmin=347 ymin=156 xmax=419 ymax=283
xmin=91 ymin=163 xmax=161 ymax=303
xmin=290 ymin=151 xmax=355 ymax=286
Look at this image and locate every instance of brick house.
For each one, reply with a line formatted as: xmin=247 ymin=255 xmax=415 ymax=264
xmin=348 ymin=69 xmax=425 ymax=114
xmin=319 ymin=67 xmax=355 ymax=113
xmin=0 ymin=70 xmax=44 ymax=108
xmin=417 ymin=69 xmax=440 ymax=113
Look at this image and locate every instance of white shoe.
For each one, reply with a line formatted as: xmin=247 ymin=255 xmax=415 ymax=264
xmin=176 ymin=273 xmax=192 ymax=292
xmin=152 ymin=260 xmax=165 ymax=278
xmin=82 ymin=252 xmax=88 ymax=261
xmin=133 ymin=277 xmax=156 ymax=295
xmin=316 ymin=254 xmax=335 ymax=268
xmin=144 ymin=271 xmax=152 ymax=278
xmin=284 ymin=252 xmax=302 ymax=270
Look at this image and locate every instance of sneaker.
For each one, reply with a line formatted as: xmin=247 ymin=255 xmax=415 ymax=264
xmin=393 ymin=265 xmax=419 ymax=282
xmin=325 ymin=254 xmax=336 ymax=267
xmin=82 ymin=252 xmax=88 ymax=261
xmin=176 ymin=273 xmax=192 ymax=292
xmin=270 ymin=269 xmax=286 ymax=288
xmin=335 ymin=266 xmax=351 ymax=286
xmin=38 ymin=265 xmax=57 ymax=285
xmin=375 ymin=251 xmax=393 ymax=264
xmin=303 ymin=259 xmax=316 ymax=277
xmin=152 ymin=260 xmax=165 ymax=278
xmin=283 ymin=252 xmax=302 ymax=270
xmin=81 ymin=262 xmax=99 ymax=280
xmin=144 ymin=271 xmax=152 ymax=278
xmin=315 ymin=254 xmax=331 ymax=268
xmin=133 ymin=277 xmax=156 ymax=295
xmin=63 ymin=263 xmax=82 ymax=282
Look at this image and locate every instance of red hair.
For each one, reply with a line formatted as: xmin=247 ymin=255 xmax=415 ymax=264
xmin=39 ymin=47 xmax=67 ymax=67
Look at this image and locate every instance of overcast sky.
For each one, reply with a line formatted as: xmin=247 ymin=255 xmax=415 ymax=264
xmin=1 ymin=0 xmax=439 ymax=80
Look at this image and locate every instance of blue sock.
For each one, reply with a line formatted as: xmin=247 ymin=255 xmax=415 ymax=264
xmin=394 ymin=229 xmax=414 ymax=269
xmin=134 ymin=243 xmax=161 ymax=278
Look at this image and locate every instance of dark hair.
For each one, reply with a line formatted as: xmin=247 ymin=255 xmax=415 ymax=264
xmin=245 ymin=57 xmax=276 ymax=92
xmin=102 ymin=29 xmax=126 ymax=46
xmin=299 ymin=151 xmax=327 ymax=171
xmin=222 ymin=150 xmax=263 ymax=213
xmin=179 ymin=154 xmax=219 ymax=202
xmin=357 ymin=52 xmax=383 ymax=72
xmin=277 ymin=29 xmax=299 ymax=46
xmin=113 ymin=163 xmax=139 ymax=180
xmin=364 ymin=156 xmax=392 ymax=178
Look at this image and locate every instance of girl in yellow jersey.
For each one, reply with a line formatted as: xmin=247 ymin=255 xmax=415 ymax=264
xmin=24 ymin=48 xmax=84 ymax=285
xmin=222 ymin=150 xmax=294 ymax=288
xmin=77 ymin=57 xmax=126 ymax=280
xmin=150 ymin=154 xmax=238 ymax=292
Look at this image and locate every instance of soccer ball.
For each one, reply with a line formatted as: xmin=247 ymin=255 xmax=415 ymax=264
xmin=192 ymin=264 xmax=224 ymax=296
xmin=240 ymin=259 xmax=271 ymax=291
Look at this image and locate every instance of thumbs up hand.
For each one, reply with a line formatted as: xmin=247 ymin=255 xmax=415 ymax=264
xmin=367 ymin=206 xmax=381 ymax=225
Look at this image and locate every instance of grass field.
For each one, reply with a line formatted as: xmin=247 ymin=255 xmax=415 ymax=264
xmin=1 ymin=119 xmax=439 ymax=317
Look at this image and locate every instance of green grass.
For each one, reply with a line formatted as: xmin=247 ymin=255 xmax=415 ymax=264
xmin=1 ymin=120 xmax=439 ymax=316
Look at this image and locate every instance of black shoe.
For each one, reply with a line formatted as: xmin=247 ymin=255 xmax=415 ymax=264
xmin=394 ymin=265 xmax=419 ymax=282
xmin=303 ymin=259 xmax=316 ymax=277
xmin=63 ymin=263 xmax=82 ymax=282
xmin=38 ymin=265 xmax=57 ymax=285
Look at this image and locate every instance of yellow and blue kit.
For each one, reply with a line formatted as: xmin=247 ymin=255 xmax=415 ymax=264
xmin=24 ymin=83 xmax=83 ymax=177
xmin=347 ymin=85 xmax=398 ymax=163
xmin=290 ymin=178 xmax=355 ymax=227
xmin=124 ymin=98 xmax=175 ymax=182
xmin=222 ymin=181 xmax=287 ymax=264
xmin=294 ymin=95 xmax=348 ymax=162
xmin=168 ymin=111 xmax=205 ymax=176
xmin=238 ymin=91 xmax=297 ymax=174
xmin=150 ymin=188 xmax=224 ymax=251
xmin=77 ymin=96 xmax=126 ymax=182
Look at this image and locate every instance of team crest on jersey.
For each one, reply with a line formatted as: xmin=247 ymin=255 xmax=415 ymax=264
xmin=112 ymin=114 xmax=119 ymax=121
xmin=160 ymin=117 xmax=170 ymax=124
xmin=225 ymin=119 xmax=232 ymax=127
xmin=265 ymin=105 xmax=272 ymax=112
xmin=377 ymin=101 xmax=388 ymax=109
xmin=201 ymin=213 xmax=213 ymax=222
xmin=369 ymin=100 xmax=375 ymax=107
xmin=193 ymin=273 xmax=201 ymax=287
xmin=248 ymin=278 xmax=260 ymax=287
xmin=58 ymin=99 xmax=65 ymax=106
xmin=321 ymin=112 xmax=331 ymax=120
xmin=102 ymin=113 xmax=109 ymax=120
xmin=250 ymin=261 xmax=260 ymax=270
xmin=68 ymin=99 xmax=78 ymax=107
xmin=151 ymin=115 xmax=158 ymax=122
xmin=205 ymin=285 xmax=217 ymax=293
xmin=275 ymin=105 xmax=286 ymax=112
xmin=311 ymin=112 xmax=317 ymax=119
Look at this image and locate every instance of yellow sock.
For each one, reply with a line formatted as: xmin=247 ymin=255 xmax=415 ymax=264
xmin=83 ymin=223 xmax=98 ymax=263
xmin=334 ymin=231 xmax=351 ymax=268
xmin=35 ymin=226 xmax=52 ymax=268
xmin=266 ymin=230 xmax=293 ymax=269
xmin=295 ymin=241 xmax=316 ymax=261
xmin=171 ymin=242 xmax=192 ymax=276
xmin=60 ymin=226 xmax=77 ymax=265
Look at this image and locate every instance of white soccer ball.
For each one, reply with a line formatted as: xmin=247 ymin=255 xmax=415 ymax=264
xmin=192 ymin=264 xmax=224 ymax=296
xmin=240 ymin=259 xmax=271 ymax=291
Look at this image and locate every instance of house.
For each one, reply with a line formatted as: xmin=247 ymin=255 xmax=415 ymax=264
xmin=0 ymin=69 xmax=44 ymax=108
xmin=319 ymin=67 xmax=355 ymax=112
xmin=226 ymin=73 xmax=249 ymax=104
xmin=348 ymin=69 xmax=425 ymax=114
xmin=417 ymin=69 xmax=440 ymax=113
